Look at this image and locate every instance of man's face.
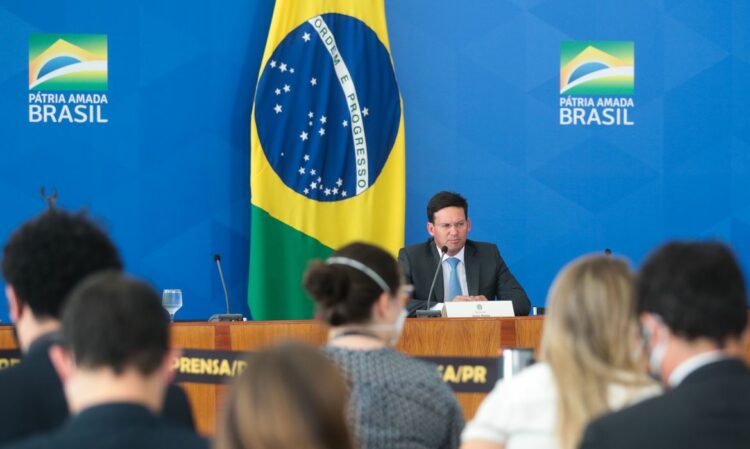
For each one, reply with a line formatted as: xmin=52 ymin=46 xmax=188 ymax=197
xmin=427 ymin=206 xmax=471 ymax=256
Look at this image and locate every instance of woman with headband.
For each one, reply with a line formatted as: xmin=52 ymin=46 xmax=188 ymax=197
xmin=303 ymin=242 xmax=464 ymax=449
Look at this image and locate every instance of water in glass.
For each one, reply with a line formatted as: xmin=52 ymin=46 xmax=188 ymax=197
xmin=162 ymin=289 xmax=183 ymax=321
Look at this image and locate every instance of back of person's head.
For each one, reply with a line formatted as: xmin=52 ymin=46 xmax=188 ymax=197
xmin=303 ymin=242 xmax=401 ymax=326
xmin=637 ymin=241 xmax=748 ymax=345
xmin=2 ymin=208 xmax=122 ymax=319
xmin=217 ymin=341 xmax=353 ymax=449
xmin=61 ymin=271 xmax=169 ymax=376
xmin=541 ymin=254 xmax=649 ymax=449
xmin=426 ymin=191 xmax=468 ymax=223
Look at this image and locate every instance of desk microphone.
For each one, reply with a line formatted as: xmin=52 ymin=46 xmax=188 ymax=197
xmin=416 ymin=245 xmax=447 ymax=318
xmin=208 ymin=254 xmax=244 ymax=322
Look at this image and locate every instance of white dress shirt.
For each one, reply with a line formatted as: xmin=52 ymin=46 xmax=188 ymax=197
xmin=462 ymin=363 xmax=661 ymax=449
xmin=668 ymin=350 xmax=728 ymax=388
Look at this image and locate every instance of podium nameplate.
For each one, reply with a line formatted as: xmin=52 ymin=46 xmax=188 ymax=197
xmin=442 ymin=301 xmax=515 ymax=318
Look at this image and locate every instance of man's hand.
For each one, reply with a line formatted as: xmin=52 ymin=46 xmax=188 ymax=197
xmin=453 ymin=295 xmax=488 ymax=302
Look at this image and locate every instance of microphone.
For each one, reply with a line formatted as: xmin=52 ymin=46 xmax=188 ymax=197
xmin=416 ymin=245 xmax=448 ymax=318
xmin=208 ymin=254 xmax=244 ymax=322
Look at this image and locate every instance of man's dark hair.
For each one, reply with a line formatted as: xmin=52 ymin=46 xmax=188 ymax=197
xmin=637 ymin=241 xmax=748 ymax=345
xmin=2 ymin=209 xmax=122 ymax=319
xmin=62 ymin=271 xmax=169 ymax=375
xmin=426 ymin=191 xmax=468 ymax=223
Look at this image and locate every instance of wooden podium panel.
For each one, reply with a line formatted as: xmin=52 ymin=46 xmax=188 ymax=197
xmin=2 ymin=317 xmax=745 ymax=438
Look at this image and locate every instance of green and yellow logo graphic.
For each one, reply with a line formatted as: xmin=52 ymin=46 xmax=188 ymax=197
xmin=560 ymin=41 xmax=633 ymax=95
xmin=29 ymin=34 xmax=107 ymax=91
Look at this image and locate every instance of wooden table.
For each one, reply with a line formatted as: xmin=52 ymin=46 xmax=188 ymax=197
xmin=3 ymin=316 xmax=749 ymax=437
xmin=171 ymin=317 xmax=544 ymax=434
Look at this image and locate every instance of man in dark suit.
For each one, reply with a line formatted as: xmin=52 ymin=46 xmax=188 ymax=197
xmin=398 ymin=191 xmax=530 ymax=316
xmin=0 ymin=209 xmax=194 ymax=444
xmin=579 ymin=241 xmax=750 ymax=449
xmin=6 ymin=271 xmax=207 ymax=449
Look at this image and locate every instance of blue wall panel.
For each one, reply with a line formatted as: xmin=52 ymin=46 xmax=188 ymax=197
xmin=0 ymin=0 xmax=748 ymax=321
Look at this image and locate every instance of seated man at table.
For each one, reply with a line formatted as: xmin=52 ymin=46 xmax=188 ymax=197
xmin=579 ymin=241 xmax=750 ymax=449
xmin=0 ymin=209 xmax=194 ymax=444
xmin=6 ymin=271 xmax=208 ymax=449
xmin=398 ymin=191 xmax=530 ymax=316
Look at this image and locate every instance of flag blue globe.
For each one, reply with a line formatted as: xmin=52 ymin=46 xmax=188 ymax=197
xmin=255 ymin=13 xmax=401 ymax=202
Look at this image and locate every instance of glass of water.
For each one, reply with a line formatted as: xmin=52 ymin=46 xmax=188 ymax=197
xmin=162 ymin=289 xmax=183 ymax=322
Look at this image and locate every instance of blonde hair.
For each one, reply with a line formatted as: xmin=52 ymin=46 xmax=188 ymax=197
xmin=215 ymin=341 xmax=355 ymax=449
xmin=540 ymin=255 xmax=652 ymax=449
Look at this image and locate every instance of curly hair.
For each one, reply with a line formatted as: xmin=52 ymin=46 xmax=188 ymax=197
xmin=2 ymin=209 xmax=123 ymax=319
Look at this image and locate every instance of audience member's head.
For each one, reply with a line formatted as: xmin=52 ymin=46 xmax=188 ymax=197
xmin=541 ymin=254 xmax=651 ymax=449
xmin=216 ymin=341 xmax=353 ymax=449
xmin=304 ymin=242 xmax=410 ymax=344
xmin=49 ymin=271 xmax=173 ymax=414
xmin=2 ymin=209 xmax=122 ymax=346
xmin=637 ymin=241 xmax=748 ymax=382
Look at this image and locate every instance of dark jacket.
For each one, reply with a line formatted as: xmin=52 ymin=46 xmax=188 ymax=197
xmin=398 ymin=239 xmax=530 ymax=316
xmin=3 ymin=403 xmax=207 ymax=449
xmin=0 ymin=332 xmax=195 ymax=445
xmin=579 ymin=358 xmax=750 ymax=449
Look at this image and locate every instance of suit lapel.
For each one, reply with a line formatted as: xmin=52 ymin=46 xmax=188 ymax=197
xmin=427 ymin=242 xmax=444 ymax=302
xmin=465 ymin=241 xmax=479 ymax=296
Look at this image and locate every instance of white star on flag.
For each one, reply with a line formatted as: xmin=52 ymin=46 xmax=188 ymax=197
xmin=308 ymin=121 xmax=313 ymax=126
xmin=270 ymin=60 xmax=276 ymax=68
xmin=320 ymin=116 xmax=327 ymax=124
xmin=310 ymin=169 xmax=317 ymax=176
xmin=324 ymin=188 xmax=331 ymax=196
xmin=274 ymin=104 xmax=282 ymax=114
xmin=274 ymin=88 xmax=281 ymax=95
xmin=310 ymin=182 xmax=318 ymax=189
xmin=362 ymin=107 xmax=369 ymax=116
xmin=342 ymin=191 xmax=348 ymax=197
xmin=302 ymin=32 xmax=311 ymax=42
xmin=304 ymin=188 xmax=309 ymax=194
xmin=310 ymin=78 xmax=317 ymax=86
xmin=303 ymin=154 xmax=310 ymax=161
xmin=279 ymin=63 xmax=287 ymax=72
xmin=319 ymin=128 xmax=325 ymax=136
xmin=332 ymin=187 xmax=339 ymax=194
xmin=283 ymin=84 xmax=291 ymax=93
xmin=336 ymin=178 xmax=343 ymax=187
xmin=308 ymin=111 xmax=314 ymax=118
xmin=342 ymin=120 xmax=348 ymax=127
xmin=298 ymin=167 xmax=305 ymax=174
xmin=300 ymin=131 xmax=309 ymax=141
xmin=317 ymin=176 xmax=322 ymax=183
xmin=290 ymin=68 xmax=295 ymax=73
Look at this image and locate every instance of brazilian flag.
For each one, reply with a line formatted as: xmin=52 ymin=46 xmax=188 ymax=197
xmin=249 ymin=0 xmax=405 ymax=320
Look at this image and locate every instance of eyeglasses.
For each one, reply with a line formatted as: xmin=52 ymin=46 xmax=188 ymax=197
xmin=435 ymin=221 xmax=467 ymax=231
xmin=398 ymin=284 xmax=415 ymax=299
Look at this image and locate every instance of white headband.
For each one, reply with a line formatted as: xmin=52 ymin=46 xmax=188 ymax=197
xmin=326 ymin=256 xmax=391 ymax=294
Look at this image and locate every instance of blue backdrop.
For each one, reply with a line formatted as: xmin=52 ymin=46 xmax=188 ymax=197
xmin=0 ymin=0 xmax=748 ymax=321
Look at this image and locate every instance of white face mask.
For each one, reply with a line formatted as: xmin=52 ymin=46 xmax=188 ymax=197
xmin=389 ymin=309 xmax=408 ymax=346
xmin=370 ymin=307 xmax=408 ymax=346
xmin=642 ymin=314 xmax=668 ymax=381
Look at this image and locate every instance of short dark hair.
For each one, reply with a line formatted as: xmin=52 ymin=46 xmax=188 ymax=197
xmin=426 ymin=191 xmax=468 ymax=223
xmin=62 ymin=271 xmax=169 ymax=375
xmin=637 ymin=241 xmax=748 ymax=345
xmin=303 ymin=242 xmax=401 ymax=326
xmin=2 ymin=209 xmax=122 ymax=319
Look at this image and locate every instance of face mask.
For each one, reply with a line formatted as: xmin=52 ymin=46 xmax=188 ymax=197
xmin=370 ymin=307 xmax=408 ymax=346
xmin=389 ymin=309 xmax=408 ymax=346
xmin=641 ymin=315 xmax=668 ymax=381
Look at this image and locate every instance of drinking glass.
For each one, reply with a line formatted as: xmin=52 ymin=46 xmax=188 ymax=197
xmin=162 ymin=289 xmax=183 ymax=322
